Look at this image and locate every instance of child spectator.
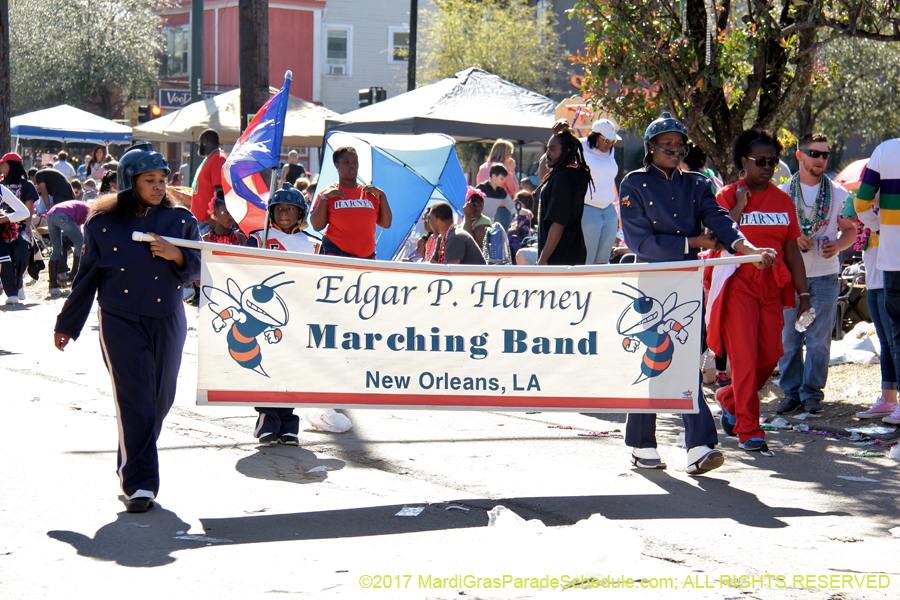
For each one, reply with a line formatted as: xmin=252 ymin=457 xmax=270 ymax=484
xmin=203 ymin=198 xmax=248 ymax=246
xmin=476 ymin=164 xmax=516 ymax=229
xmin=462 ymin=187 xmax=491 ymax=250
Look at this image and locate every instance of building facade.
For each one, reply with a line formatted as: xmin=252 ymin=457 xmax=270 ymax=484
xmin=157 ymin=0 xmax=425 ymax=114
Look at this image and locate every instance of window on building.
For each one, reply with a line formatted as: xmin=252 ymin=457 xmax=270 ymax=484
xmin=163 ymin=25 xmax=190 ymax=78
xmin=388 ymin=26 xmax=409 ymax=64
xmin=324 ymin=26 xmax=352 ymax=77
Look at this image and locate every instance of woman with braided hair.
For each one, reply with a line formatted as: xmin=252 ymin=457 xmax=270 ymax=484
xmin=536 ymin=120 xmax=592 ymax=265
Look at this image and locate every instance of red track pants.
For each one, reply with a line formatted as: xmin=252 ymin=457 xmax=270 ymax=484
xmin=715 ymin=282 xmax=785 ymax=442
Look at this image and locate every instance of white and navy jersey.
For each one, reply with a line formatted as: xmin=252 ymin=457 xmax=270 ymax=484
xmin=246 ymin=226 xmax=320 ymax=254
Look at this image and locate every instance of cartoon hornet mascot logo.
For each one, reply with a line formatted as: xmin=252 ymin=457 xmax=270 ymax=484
xmin=202 ymin=272 xmax=294 ymax=377
xmin=613 ymin=283 xmax=700 ymax=385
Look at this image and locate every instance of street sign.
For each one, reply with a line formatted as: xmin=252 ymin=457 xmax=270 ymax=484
xmin=158 ymin=88 xmax=220 ymax=109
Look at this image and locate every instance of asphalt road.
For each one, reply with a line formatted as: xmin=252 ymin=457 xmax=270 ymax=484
xmin=1 ymin=298 xmax=898 ymax=600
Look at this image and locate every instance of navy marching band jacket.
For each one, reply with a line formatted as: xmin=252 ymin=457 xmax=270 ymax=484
xmin=56 ymin=204 xmax=201 ymax=338
xmin=619 ymin=164 xmax=744 ymax=264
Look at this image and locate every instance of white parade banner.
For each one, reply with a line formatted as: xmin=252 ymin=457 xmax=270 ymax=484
xmin=180 ymin=243 xmax=763 ymax=413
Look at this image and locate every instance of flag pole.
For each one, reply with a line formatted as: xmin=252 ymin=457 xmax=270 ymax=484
xmin=262 ymin=166 xmax=278 ymax=248
xmin=260 ymin=71 xmax=291 ymax=249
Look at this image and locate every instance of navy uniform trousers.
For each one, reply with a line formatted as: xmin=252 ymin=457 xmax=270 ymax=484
xmin=626 ymin=400 xmax=717 ymax=449
xmin=98 ymin=307 xmax=186 ymax=498
xmin=625 ymin=345 xmax=718 ymax=449
xmin=254 ymin=408 xmax=299 ymax=438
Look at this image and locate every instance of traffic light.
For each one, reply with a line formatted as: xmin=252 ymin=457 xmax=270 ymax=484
xmin=358 ymin=87 xmax=387 ymax=108
xmin=137 ymin=105 xmax=162 ymax=123
xmin=358 ymin=88 xmax=373 ymax=108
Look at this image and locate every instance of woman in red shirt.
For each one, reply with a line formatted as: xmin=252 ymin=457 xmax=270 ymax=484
xmin=310 ymin=147 xmax=391 ymax=259
xmin=708 ymin=129 xmax=811 ymax=453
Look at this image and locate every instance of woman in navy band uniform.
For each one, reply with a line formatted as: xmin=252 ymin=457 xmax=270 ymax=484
xmin=618 ymin=112 xmax=776 ymax=475
xmin=54 ymin=143 xmax=201 ymax=513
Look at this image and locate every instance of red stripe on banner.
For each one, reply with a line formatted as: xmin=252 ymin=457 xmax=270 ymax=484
xmin=208 ymin=250 xmax=700 ymax=277
xmin=205 ymin=390 xmax=695 ymax=410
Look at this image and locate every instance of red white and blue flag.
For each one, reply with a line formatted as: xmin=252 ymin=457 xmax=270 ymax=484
xmin=222 ymin=71 xmax=292 ymax=235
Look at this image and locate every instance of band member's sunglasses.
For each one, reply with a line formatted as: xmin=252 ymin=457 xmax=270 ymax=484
xmin=746 ymin=156 xmax=780 ymax=168
xmin=800 ymin=149 xmax=830 ymax=160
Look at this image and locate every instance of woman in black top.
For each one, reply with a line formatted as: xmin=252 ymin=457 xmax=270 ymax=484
xmin=0 ymin=153 xmax=40 ymax=301
xmin=536 ymin=122 xmax=592 ymax=265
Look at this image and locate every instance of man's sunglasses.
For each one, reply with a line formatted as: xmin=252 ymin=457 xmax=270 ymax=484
xmin=746 ymin=156 xmax=780 ymax=168
xmin=800 ymin=149 xmax=830 ymax=160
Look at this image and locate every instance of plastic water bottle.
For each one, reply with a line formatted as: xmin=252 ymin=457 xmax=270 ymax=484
xmin=795 ymin=307 xmax=817 ymax=332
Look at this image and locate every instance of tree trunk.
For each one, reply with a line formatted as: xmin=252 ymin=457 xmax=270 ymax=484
xmin=796 ymin=95 xmax=814 ymax=137
xmin=239 ymin=0 xmax=270 ymax=129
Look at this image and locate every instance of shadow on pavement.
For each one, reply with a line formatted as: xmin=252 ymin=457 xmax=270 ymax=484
xmin=622 ymin=470 xmax=849 ymax=527
xmin=234 ymin=444 xmax=345 ymax=484
xmin=190 ymin=480 xmax=844 ymax=548
xmin=47 ymin=502 xmax=191 ymax=567
xmin=200 ymin=501 xmax=487 ymax=546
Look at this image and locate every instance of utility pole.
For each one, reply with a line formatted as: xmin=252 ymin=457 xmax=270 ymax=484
xmin=407 ymin=0 xmax=417 ymax=91
xmin=190 ymin=0 xmax=204 ymax=104
xmin=0 ymin=0 xmax=10 ymax=154
xmin=189 ymin=0 xmax=205 ymax=179
xmin=239 ymin=0 xmax=269 ymax=130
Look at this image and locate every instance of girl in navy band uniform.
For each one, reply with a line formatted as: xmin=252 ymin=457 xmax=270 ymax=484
xmin=54 ymin=143 xmax=201 ymax=513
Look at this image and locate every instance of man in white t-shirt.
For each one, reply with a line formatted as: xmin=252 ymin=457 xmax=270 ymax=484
xmin=52 ymin=151 xmax=76 ymax=179
xmin=580 ymin=119 xmax=621 ymax=263
xmin=777 ymin=133 xmax=856 ymax=414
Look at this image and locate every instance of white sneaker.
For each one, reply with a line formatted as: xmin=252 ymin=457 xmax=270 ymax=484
xmin=17 ymin=288 xmax=26 ymax=300
xmin=883 ymin=404 xmax=900 ymax=425
xmin=631 ymin=447 xmax=666 ymax=469
xmin=686 ymin=446 xmax=724 ymax=475
xmin=5 ymin=296 xmax=19 ymax=305
xmin=48 ymin=288 xmax=62 ymax=298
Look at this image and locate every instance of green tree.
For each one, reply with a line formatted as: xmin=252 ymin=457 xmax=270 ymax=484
xmin=10 ymin=0 xmax=166 ymax=118
xmin=419 ymin=0 xmax=563 ymax=95
xmin=791 ymin=37 xmax=900 ymax=168
xmin=573 ymin=1 xmax=900 ymax=181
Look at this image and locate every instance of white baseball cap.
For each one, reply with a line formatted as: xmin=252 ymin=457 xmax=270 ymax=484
xmin=591 ymin=118 xmax=622 ymax=142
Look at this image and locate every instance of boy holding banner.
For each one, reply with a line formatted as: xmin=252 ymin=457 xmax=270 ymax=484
xmin=619 ymin=112 xmax=776 ymax=474
xmin=245 ymin=184 xmax=319 ymax=444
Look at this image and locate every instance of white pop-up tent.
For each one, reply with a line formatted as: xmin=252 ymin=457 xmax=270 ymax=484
xmin=11 ymin=104 xmax=132 ymax=145
xmin=314 ymin=131 xmax=468 ymax=259
xmin=133 ymin=87 xmax=340 ymax=147
xmin=327 ymin=68 xmax=557 ymax=142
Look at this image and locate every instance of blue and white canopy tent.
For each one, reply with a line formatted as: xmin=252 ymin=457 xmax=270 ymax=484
xmin=314 ymin=131 xmax=468 ymax=260
xmin=11 ymin=104 xmax=132 ymax=146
